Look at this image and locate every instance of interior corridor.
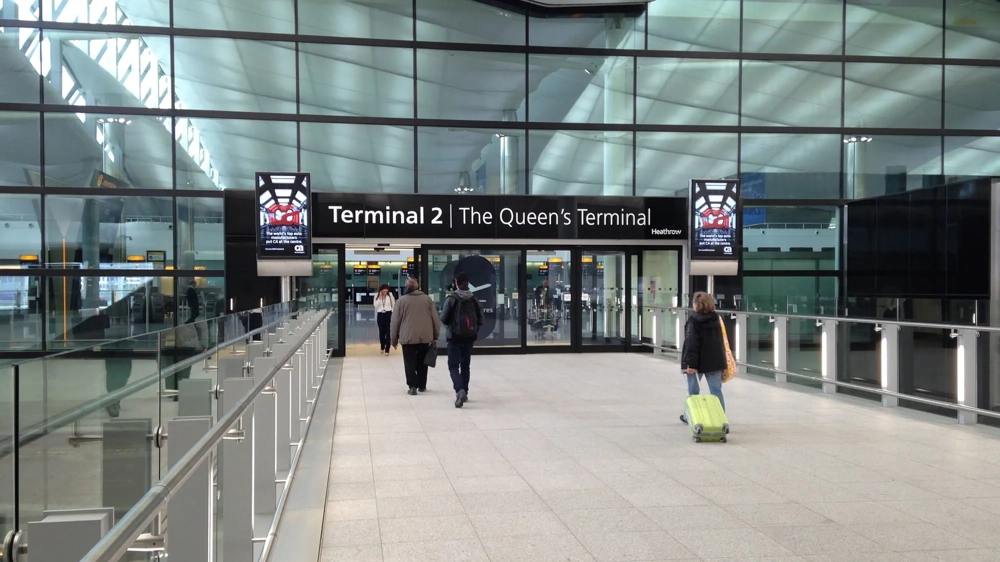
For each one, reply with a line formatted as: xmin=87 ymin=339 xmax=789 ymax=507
xmin=316 ymin=353 xmax=1000 ymax=562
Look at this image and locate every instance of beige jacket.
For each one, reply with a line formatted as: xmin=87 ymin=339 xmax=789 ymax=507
xmin=390 ymin=290 xmax=441 ymax=346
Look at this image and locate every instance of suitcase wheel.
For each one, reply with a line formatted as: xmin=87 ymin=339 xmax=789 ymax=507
xmin=720 ymin=437 xmax=727 ymax=443
xmin=694 ymin=424 xmax=703 ymax=435
xmin=723 ymin=424 xmax=730 ymax=434
xmin=693 ymin=436 xmax=701 ymax=443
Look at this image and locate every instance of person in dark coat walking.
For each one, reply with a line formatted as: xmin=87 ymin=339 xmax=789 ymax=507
xmin=679 ymin=292 xmax=728 ymax=423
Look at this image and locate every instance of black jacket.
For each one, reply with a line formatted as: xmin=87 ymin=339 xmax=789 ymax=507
xmin=681 ymin=312 xmax=728 ymax=373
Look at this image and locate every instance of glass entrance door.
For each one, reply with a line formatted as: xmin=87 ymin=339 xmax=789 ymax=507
xmin=298 ymin=246 xmax=342 ymax=355
xmin=526 ymin=250 xmax=572 ymax=347
xmin=581 ymin=251 xmax=625 ymax=346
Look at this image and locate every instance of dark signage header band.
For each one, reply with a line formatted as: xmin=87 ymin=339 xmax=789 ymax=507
xmin=312 ymin=194 xmax=687 ymax=241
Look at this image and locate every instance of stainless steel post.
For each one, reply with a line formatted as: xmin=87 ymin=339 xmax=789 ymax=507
xmin=958 ymin=329 xmax=979 ymax=425
xmin=773 ymin=316 xmax=788 ymax=383
xmin=167 ymin=416 xmax=213 ymax=561
xmin=221 ymin=377 xmax=255 ymax=561
xmin=252 ymin=357 xmax=279 ymax=515
xmin=821 ymin=319 xmax=838 ymax=394
xmin=880 ymin=324 xmax=900 ymax=407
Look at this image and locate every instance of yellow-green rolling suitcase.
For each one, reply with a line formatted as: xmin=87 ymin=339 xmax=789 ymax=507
xmin=685 ymin=394 xmax=729 ymax=443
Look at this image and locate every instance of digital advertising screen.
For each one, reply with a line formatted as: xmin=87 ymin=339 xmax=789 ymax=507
xmin=690 ymin=179 xmax=740 ymax=261
xmin=256 ymin=172 xmax=312 ymax=260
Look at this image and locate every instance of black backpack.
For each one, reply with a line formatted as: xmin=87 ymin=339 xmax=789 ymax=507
xmin=449 ymin=296 xmax=479 ymax=339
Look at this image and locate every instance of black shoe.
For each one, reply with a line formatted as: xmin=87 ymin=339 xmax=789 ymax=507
xmin=407 ymin=387 xmax=417 ymax=396
xmin=418 ymin=387 xmax=426 ymax=393
xmin=107 ymin=402 xmax=121 ymax=418
xmin=455 ymin=390 xmax=466 ymax=408
xmin=461 ymin=392 xmax=469 ymax=404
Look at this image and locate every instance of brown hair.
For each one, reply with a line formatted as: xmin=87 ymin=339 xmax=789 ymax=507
xmin=692 ymin=292 xmax=716 ymax=314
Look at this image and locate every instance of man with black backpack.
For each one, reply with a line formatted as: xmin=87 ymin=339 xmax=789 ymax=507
xmin=440 ymin=272 xmax=484 ymax=408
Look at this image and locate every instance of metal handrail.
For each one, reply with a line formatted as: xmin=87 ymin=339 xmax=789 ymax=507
xmin=79 ymin=310 xmax=329 ymax=562
xmin=642 ymin=304 xmax=1000 ymax=334
xmin=643 ymin=341 xmax=1000 ymax=421
xmin=0 ymin=313 xmax=289 ymax=459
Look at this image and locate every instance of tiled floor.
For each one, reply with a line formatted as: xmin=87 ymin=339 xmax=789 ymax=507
xmin=319 ymin=353 xmax=1000 ymax=562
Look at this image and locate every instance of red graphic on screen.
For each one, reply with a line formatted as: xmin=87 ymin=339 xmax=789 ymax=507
xmin=266 ymin=204 xmax=301 ymax=226
xmin=700 ymin=208 xmax=731 ymax=229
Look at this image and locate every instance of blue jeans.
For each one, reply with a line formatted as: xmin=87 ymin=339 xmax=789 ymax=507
xmin=447 ymin=341 xmax=474 ymax=394
xmin=686 ymin=370 xmax=725 ymax=411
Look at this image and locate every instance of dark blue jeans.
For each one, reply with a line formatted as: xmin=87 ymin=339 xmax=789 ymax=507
xmin=447 ymin=341 xmax=474 ymax=394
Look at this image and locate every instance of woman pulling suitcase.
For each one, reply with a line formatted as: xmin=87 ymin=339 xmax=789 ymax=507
xmin=679 ymin=292 xmax=733 ymax=442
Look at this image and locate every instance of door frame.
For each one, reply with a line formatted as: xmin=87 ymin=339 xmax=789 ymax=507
xmin=305 ymin=243 xmax=347 ymax=357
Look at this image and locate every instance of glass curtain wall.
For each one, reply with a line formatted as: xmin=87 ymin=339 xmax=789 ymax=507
xmin=4 ymin=0 xmax=1000 ymax=347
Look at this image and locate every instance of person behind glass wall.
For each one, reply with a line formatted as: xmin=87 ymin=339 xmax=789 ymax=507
xmin=374 ymin=283 xmax=395 ymax=355
xmin=391 ymin=277 xmax=440 ymax=395
xmin=679 ymin=292 xmax=727 ymax=424
xmin=535 ymin=279 xmax=553 ymax=311
xmin=440 ymin=272 xmax=483 ymax=408
xmin=186 ymin=279 xmax=200 ymax=324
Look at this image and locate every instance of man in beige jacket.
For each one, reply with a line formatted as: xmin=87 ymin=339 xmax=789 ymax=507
xmin=391 ymin=277 xmax=441 ymax=395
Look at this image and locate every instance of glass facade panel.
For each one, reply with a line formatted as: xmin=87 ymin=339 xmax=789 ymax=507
xmin=176 ymin=197 xmax=224 ymax=270
xmin=744 ymin=276 xmax=838 ymax=315
xmin=529 ymin=54 xmax=633 ymax=125
xmin=417 ymin=127 xmax=524 ymax=195
xmin=741 ymin=134 xmax=841 ymax=199
xmin=845 ymin=63 xmax=942 ymax=129
xmin=0 ymin=112 xmax=41 ymax=186
xmin=943 ymin=137 xmax=1000 ymax=181
xmin=417 ymin=51 xmax=525 ymax=121
xmin=427 ymin=249 xmax=521 ymax=347
xmin=42 ymin=0 xmax=168 ymax=25
xmin=644 ymin=0 xmax=740 ymax=52
xmin=0 ymin=195 xmax=41 ymax=265
xmin=300 ymin=45 xmax=414 ymax=118
xmin=529 ymin=130 xmax=633 ymax=196
xmin=636 ymin=132 xmax=737 ymax=198
xmin=2 ymin=27 xmax=41 ymax=103
xmin=945 ymin=66 xmax=1000 ymax=131
xmin=742 ymin=0 xmax=842 ymax=55
xmin=529 ymin=15 xmax=642 ymax=50
xmin=44 ymin=113 xmax=174 ymax=189
xmin=416 ymin=0 xmax=526 ymax=44
xmin=0 ymin=275 xmax=42 ymax=350
xmin=173 ymin=38 xmax=296 ymax=114
xmin=173 ymin=0 xmax=294 ymax=33
xmin=945 ymin=0 xmax=1000 ymax=59
xmin=844 ymin=136 xmax=943 ymax=199
xmin=302 ymin=123 xmax=415 ymax=194
xmin=846 ymin=0 xmax=942 ymax=57
xmin=637 ymin=59 xmax=739 ymax=126
xmin=298 ymin=0 xmax=413 ymax=41
xmin=741 ymin=61 xmax=842 ymax=127
xmin=742 ymin=206 xmax=839 ymax=272
xmin=175 ymin=118 xmax=296 ymax=191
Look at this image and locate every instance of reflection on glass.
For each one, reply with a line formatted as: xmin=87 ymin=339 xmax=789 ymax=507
xmin=529 ymin=130 xmax=633 ymax=196
xmin=644 ymin=0 xmax=740 ymax=52
xmin=529 ymin=54 xmax=633 ymax=124
xmin=741 ymin=134 xmax=841 ymax=199
xmin=298 ymin=0 xmax=413 ymax=40
xmin=945 ymin=66 xmax=1000 ymax=131
xmin=300 ymin=250 xmax=341 ymax=352
xmin=303 ymin=123 xmax=414 ymax=193
xmin=640 ymin=250 xmax=680 ymax=348
xmin=744 ymin=276 xmax=838 ymax=316
xmin=1 ymin=29 xmax=40 ymax=103
xmin=1 ymin=112 xmax=40 ymax=186
xmin=843 ymin=135 xmax=942 ymax=199
xmin=637 ymin=133 xmax=737 ymax=197
xmin=742 ymin=206 xmax=838 ymax=272
xmin=743 ymin=0 xmax=842 ymax=54
xmin=300 ymin=45 xmax=413 ymax=118
xmin=173 ymin=38 xmax=295 ymax=113
xmin=746 ymin=314 xmax=772 ymax=379
xmin=845 ymin=64 xmax=942 ymax=129
xmin=0 ymin=365 xmax=10 ymax=539
xmin=173 ymin=0 xmax=294 ymax=32
xmin=530 ymin=15 xmax=642 ymax=49
xmin=846 ymin=0 xmax=942 ymax=57
xmin=527 ymin=250 xmax=571 ymax=346
xmin=637 ymin=59 xmax=738 ymax=126
xmin=176 ymin=118 xmax=296 ymax=191
xmin=176 ymin=197 xmax=224 ymax=271
xmin=417 ymin=127 xmax=524 ymax=195
xmin=428 ymin=249 xmax=520 ymax=348
xmin=945 ymin=0 xmax=1000 ymax=59
xmin=742 ymin=61 xmax=842 ymax=127
xmin=581 ymin=252 xmax=625 ymax=345
xmin=0 ymin=275 xmax=43 ymax=350
xmin=787 ymin=318 xmax=822 ymax=389
xmin=417 ymin=0 xmax=526 ymax=44
xmin=418 ymin=50 xmax=525 ymax=121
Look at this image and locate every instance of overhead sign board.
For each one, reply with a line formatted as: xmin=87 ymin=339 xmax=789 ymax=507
xmin=313 ymin=194 xmax=686 ymax=241
xmin=690 ymin=179 xmax=740 ymax=261
xmin=256 ymin=172 xmax=312 ymax=260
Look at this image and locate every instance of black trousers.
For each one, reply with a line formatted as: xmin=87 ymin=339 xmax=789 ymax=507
xmin=401 ymin=343 xmax=429 ymax=390
xmin=376 ymin=311 xmax=392 ymax=352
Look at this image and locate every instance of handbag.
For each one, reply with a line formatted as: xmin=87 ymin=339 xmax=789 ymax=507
xmin=719 ymin=317 xmax=737 ymax=383
xmin=423 ymin=343 xmax=438 ymax=368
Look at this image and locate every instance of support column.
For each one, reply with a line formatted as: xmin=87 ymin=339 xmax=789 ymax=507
xmin=81 ymin=199 xmax=101 ymax=308
xmin=280 ymin=276 xmax=293 ymax=302
xmin=603 ymin=17 xmax=629 ymax=197
xmin=991 ymin=180 xmax=1000 ymax=420
xmin=821 ymin=319 xmax=838 ymax=394
xmin=773 ymin=316 xmax=788 ymax=383
xmin=957 ymin=329 xmax=979 ymax=426
xmin=880 ymin=324 xmax=900 ymax=407
xmin=499 ymin=110 xmax=520 ymax=195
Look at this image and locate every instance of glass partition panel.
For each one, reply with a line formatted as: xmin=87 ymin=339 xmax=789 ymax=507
xmin=427 ymin=248 xmax=521 ymax=348
xmin=17 ymin=333 xmax=161 ymax=527
xmin=641 ymin=250 xmax=680 ymax=347
xmin=0 ymin=275 xmax=43 ymax=351
xmin=836 ymin=319 xmax=881 ymax=400
xmin=527 ymin=250 xmax=571 ymax=346
xmin=898 ymin=326 xmax=957 ymax=416
xmin=746 ymin=313 xmax=773 ymax=379
xmin=0 ymin=365 xmax=12 ymax=539
xmin=787 ymin=318 xmax=822 ymax=389
xmin=581 ymin=251 xmax=625 ymax=346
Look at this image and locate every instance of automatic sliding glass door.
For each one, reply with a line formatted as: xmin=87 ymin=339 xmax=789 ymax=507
xmin=526 ymin=249 xmax=573 ymax=347
xmin=581 ymin=251 xmax=625 ymax=346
